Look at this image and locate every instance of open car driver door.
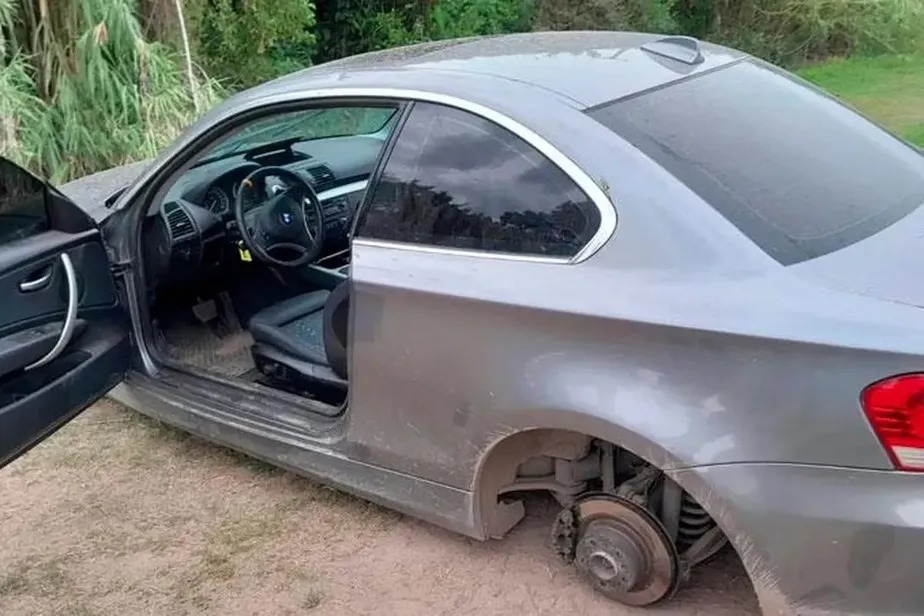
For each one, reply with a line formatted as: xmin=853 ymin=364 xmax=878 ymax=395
xmin=0 ymin=157 xmax=131 ymax=468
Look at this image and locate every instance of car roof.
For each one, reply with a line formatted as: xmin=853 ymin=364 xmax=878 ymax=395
xmin=254 ymin=31 xmax=746 ymax=109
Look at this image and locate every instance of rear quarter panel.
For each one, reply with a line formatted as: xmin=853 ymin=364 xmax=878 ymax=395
xmin=348 ymin=241 xmax=924 ymax=491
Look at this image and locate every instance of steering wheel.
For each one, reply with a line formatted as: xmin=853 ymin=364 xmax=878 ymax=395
xmin=233 ymin=166 xmax=326 ymax=268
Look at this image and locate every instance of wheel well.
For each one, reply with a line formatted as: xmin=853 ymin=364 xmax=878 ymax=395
xmin=474 ymin=429 xmax=729 ymax=564
xmin=475 ymin=429 xmax=594 ymax=538
xmin=475 ymin=429 xmax=771 ymax=611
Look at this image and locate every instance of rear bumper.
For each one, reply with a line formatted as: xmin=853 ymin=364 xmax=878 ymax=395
xmin=672 ymin=463 xmax=924 ymax=616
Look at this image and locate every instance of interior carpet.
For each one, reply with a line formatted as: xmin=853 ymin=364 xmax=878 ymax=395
xmin=160 ymin=321 xmax=256 ymax=378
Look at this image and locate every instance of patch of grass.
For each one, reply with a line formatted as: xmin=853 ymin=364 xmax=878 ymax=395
xmin=798 ymin=53 xmax=924 ymax=146
xmin=176 ymin=506 xmax=291 ymax=598
xmin=301 ymin=587 xmax=324 ymax=610
xmin=905 ymin=123 xmax=924 ymax=147
xmin=0 ymin=556 xmax=71 ymax=597
xmin=211 ymin=510 xmax=288 ymax=555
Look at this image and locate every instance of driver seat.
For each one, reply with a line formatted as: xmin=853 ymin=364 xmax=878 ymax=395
xmin=249 ymin=281 xmax=349 ymax=395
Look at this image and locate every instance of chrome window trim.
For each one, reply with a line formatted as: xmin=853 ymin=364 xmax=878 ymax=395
xmin=275 ymin=176 xmax=368 ymax=204
xmin=352 ymin=237 xmax=571 ymax=264
xmin=317 ymin=179 xmax=369 ymax=202
xmin=117 ymin=87 xmax=617 ymax=264
xmin=300 ymin=88 xmax=617 ymax=264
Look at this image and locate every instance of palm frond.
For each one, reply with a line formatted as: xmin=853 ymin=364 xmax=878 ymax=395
xmin=0 ymin=0 xmax=224 ymax=182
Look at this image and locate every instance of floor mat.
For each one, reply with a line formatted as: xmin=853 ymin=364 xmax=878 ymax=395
xmin=159 ymin=320 xmax=256 ymax=378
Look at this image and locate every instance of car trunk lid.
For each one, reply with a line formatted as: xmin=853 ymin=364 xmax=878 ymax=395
xmin=792 ymin=202 xmax=924 ymax=309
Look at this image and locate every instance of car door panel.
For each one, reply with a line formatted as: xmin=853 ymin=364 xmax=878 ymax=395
xmin=0 ymin=319 xmax=129 ymax=466
xmin=0 ymin=158 xmax=130 ymax=468
xmin=0 ymin=319 xmax=88 ymax=380
xmin=0 ymin=237 xmax=117 ymax=334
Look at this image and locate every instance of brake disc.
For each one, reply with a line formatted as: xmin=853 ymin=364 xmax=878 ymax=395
xmin=555 ymin=492 xmax=681 ymax=607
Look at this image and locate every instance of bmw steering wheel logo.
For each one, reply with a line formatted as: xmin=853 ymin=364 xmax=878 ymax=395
xmin=280 ymin=212 xmax=293 ymax=226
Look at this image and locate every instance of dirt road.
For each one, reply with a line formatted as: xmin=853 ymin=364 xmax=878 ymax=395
xmin=1 ymin=400 xmax=759 ymax=615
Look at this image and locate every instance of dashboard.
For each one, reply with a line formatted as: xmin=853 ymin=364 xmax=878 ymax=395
xmin=143 ymin=132 xmax=385 ymax=287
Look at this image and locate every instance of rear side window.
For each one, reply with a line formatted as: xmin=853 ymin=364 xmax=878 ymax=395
xmin=358 ymin=102 xmax=601 ymax=258
xmin=588 ymin=61 xmax=924 ymax=264
xmin=0 ymin=159 xmax=49 ymax=243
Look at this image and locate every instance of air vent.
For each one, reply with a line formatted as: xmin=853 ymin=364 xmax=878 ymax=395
xmin=322 ymin=196 xmax=348 ymax=212
xmin=164 ymin=202 xmax=195 ymax=239
xmin=305 ymin=164 xmax=335 ymax=187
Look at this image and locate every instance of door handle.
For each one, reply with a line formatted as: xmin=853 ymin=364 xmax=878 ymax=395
xmin=26 ymin=254 xmax=77 ymax=371
xmin=19 ymin=266 xmax=53 ymax=292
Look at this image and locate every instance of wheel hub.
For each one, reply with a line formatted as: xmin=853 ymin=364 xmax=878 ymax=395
xmin=588 ymin=549 xmax=621 ymax=581
xmin=559 ymin=493 xmax=680 ymax=607
xmin=576 ymin=519 xmax=645 ymax=590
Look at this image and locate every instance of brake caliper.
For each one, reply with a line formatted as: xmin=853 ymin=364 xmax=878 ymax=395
xmin=550 ymin=506 xmax=578 ymax=563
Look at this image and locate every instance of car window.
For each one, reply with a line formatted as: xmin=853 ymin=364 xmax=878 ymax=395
xmin=201 ymin=106 xmax=399 ymax=163
xmin=0 ymin=159 xmax=50 ymax=243
xmin=356 ymin=102 xmax=601 ymax=258
xmin=154 ymin=102 xmax=402 ymax=218
xmin=587 ymin=60 xmax=924 ymax=265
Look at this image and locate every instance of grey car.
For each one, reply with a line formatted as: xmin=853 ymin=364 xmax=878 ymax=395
xmin=2 ymin=30 xmax=924 ymax=616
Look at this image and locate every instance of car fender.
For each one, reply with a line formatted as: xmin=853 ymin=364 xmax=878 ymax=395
xmin=470 ymin=409 xmax=801 ymax=615
xmin=468 ymin=355 xmax=706 ymax=540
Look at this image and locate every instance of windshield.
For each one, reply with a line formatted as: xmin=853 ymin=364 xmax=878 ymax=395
xmin=203 ymin=106 xmax=398 ymax=161
xmin=587 ymin=60 xmax=924 ymax=264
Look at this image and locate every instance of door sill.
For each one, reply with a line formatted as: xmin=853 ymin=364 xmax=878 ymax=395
xmin=146 ymin=349 xmax=345 ymax=437
xmin=121 ymin=248 xmax=342 ymax=438
xmin=142 ymin=363 xmax=344 ymax=438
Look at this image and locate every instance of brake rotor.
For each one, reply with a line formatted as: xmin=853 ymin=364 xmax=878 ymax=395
xmin=565 ymin=493 xmax=681 ymax=607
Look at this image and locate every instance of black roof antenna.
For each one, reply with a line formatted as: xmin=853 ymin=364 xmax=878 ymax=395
xmin=640 ymin=35 xmax=705 ymax=65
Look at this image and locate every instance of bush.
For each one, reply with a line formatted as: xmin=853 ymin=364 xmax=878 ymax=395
xmin=336 ymin=3 xmax=427 ymax=57
xmin=531 ymin=0 xmax=924 ymax=66
xmin=675 ymin=0 xmax=924 ymax=65
xmin=313 ymin=0 xmax=418 ymax=62
xmin=194 ymin=0 xmax=318 ymax=89
xmin=314 ymin=0 xmax=532 ymax=63
xmin=532 ymin=0 xmax=679 ymax=34
xmin=0 ymin=0 xmax=222 ymax=182
xmin=429 ymin=0 xmax=533 ymax=39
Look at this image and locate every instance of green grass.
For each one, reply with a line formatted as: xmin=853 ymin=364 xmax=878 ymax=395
xmin=798 ymin=53 xmax=924 ymax=146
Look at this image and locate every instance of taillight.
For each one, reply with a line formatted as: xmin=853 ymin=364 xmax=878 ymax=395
xmin=861 ymin=373 xmax=924 ymax=471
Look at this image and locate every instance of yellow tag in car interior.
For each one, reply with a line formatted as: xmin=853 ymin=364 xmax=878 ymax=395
xmin=238 ymin=243 xmax=252 ymax=262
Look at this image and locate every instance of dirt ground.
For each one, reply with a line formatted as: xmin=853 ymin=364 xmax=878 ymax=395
xmin=1 ymin=400 xmax=760 ymax=616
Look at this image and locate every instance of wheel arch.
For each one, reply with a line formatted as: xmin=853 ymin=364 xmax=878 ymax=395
xmin=666 ymin=464 xmax=792 ymax=614
xmin=470 ymin=410 xmax=687 ymax=539
xmin=470 ymin=417 xmax=769 ymax=611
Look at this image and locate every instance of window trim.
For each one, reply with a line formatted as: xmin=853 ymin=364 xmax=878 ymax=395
xmin=348 ymin=89 xmax=617 ymax=264
xmin=145 ymin=99 xmax=406 ymax=217
xmin=115 ymin=88 xmax=616 ymax=265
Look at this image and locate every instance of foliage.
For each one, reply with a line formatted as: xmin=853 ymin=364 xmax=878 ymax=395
xmin=676 ymin=0 xmax=924 ymax=65
xmin=314 ymin=0 xmax=922 ymax=71
xmin=527 ymin=0 xmax=924 ymax=65
xmin=0 ymin=0 xmax=222 ymax=182
xmin=428 ymin=0 xmax=533 ymax=39
xmin=532 ymin=0 xmax=678 ymax=34
xmin=3 ymin=0 xmax=924 ymax=184
xmin=313 ymin=0 xmax=532 ymax=62
xmin=313 ymin=1 xmax=417 ymax=61
xmin=337 ymin=3 xmax=427 ymax=57
xmin=194 ymin=0 xmax=317 ymax=89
